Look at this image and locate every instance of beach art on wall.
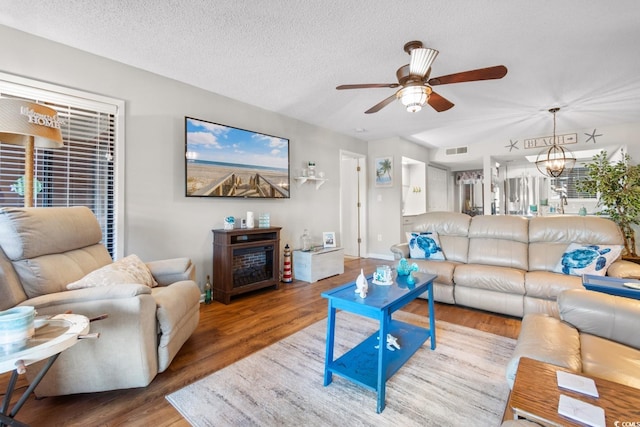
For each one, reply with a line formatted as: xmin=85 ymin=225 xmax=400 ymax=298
xmin=375 ymin=156 xmax=393 ymax=187
xmin=185 ymin=117 xmax=290 ymax=198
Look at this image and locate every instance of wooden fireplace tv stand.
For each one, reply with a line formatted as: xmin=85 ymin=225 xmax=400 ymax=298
xmin=212 ymin=227 xmax=281 ymax=304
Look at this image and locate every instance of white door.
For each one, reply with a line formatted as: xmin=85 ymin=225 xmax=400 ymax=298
xmin=340 ymin=151 xmax=367 ymax=257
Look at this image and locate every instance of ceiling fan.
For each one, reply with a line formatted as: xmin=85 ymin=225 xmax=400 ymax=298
xmin=336 ymin=40 xmax=507 ymax=114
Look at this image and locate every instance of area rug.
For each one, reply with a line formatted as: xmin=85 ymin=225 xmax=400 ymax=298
xmin=166 ymin=311 xmax=515 ymax=426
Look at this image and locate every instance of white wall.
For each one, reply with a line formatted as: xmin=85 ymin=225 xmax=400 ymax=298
xmin=401 ymin=161 xmax=426 ymax=216
xmin=0 ymin=25 xmax=367 ymax=288
xmin=367 ymin=137 xmax=431 ymax=259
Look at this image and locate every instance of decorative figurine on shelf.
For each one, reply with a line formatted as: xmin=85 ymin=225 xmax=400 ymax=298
xmin=354 ymin=268 xmax=368 ymax=298
xmin=397 ymin=258 xmax=410 ymax=276
xmin=406 ymin=264 xmax=419 ymax=286
xmin=282 ymin=244 xmax=292 ymax=283
xmin=372 ymin=264 xmax=393 ymax=285
xmin=223 ymin=216 xmax=235 ymax=230
xmin=397 ymin=257 xmax=419 ymax=285
xmin=397 ymin=258 xmax=418 ymax=276
xmin=375 ymin=334 xmax=401 ymax=351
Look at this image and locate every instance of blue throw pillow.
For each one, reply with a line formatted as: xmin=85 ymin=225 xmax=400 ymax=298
xmin=406 ymin=231 xmax=445 ymax=260
xmin=553 ymin=243 xmax=623 ymax=276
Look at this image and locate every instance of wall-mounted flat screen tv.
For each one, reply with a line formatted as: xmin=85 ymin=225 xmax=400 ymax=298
xmin=185 ymin=117 xmax=290 ymax=198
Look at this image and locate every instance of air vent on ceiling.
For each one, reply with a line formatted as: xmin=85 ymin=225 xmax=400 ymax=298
xmin=445 ymin=146 xmax=468 ymax=156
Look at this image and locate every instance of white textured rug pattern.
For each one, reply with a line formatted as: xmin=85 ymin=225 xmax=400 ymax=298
xmin=167 ymin=311 xmax=515 ymax=426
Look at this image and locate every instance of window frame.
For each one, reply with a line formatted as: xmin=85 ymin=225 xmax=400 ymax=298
xmin=0 ymin=72 xmax=125 ymax=258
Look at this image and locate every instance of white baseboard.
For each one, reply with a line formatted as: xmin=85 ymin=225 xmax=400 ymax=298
xmin=364 ymin=252 xmax=395 ymax=261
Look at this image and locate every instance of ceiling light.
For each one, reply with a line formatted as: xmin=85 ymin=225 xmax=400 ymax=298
xmin=535 ymin=107 xmax=576 ymax=178
xmin=397 ymin=85 xmax=432 ymax=113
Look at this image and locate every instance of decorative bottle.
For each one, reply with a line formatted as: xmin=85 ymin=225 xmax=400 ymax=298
xmin=204 ymin=275 xmax=212 ymax=305
xmin=301 ymin=229 xmax=311 ymax=251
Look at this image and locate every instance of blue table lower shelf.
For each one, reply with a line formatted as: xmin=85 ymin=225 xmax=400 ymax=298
xmin=327 ymin=319 xmax=430 ymax=391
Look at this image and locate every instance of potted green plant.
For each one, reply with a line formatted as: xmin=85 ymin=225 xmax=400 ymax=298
xmin=577 ymin=150 xmax=640 ymax=257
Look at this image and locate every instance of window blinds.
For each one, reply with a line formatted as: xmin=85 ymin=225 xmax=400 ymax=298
xmin=0 ymin=76 xmax=121 ymax=257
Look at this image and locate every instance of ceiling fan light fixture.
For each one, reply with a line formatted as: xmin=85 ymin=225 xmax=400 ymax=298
xmin=534 ymin=107 xmax=576 ymax=178
xmin=409 ymin=48 xmax=439 ymax=77
xmin=397 ymin=85 xmax=431 ymax=113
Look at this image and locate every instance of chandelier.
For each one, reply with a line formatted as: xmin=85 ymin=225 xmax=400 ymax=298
xmin=535 ymin=107 xmax=576 ymax=178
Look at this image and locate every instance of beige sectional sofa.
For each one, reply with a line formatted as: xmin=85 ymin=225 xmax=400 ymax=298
xmin=506 ymin=288 xmax=640 ymax=390
xmin=390 ymin=211 xmax=640 ymax=318
xmin=0 ymin=206 xmax=201 ymax=396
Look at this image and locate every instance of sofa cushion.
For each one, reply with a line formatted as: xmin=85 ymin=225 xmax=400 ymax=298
xmin=559 ymin=289 xmax=640 ymax=349
xmin=529 ymin=215 xmax=624 ymax=272
xmin=409 ymin=211 xmax=471 ymax=263
xmin=12 ymin=244 xmax=113 ymax=298
xmin=406 ymin=231 xmax=445 ymax=260
xmin=454 ymin=263 xmax=526 ymax=294
xmin=0 ymin=248 xmax=27 ymax=310
xmin=0 ymin=206 xmax=103 ymax=260
xmin=467 ymin=215 xmax=529 ymax=270
xmin=524 ymin=270 xmax=582 ymax=300
xmin=506 ymin=314 xmax=582 ymax=389
xmin=0 ymin=206 xmax=113 ymax=298
xmin=409 ymin=258 xmax=457 ymax=285
xmin=579 ymin=333 xmax=640 ymax=389
xmin=607 ymin=259 xmax=640 ymax=279
xmin=553 ymin=243 xmax=622 ymax=276
xmin=67 ymin=254 xmax=158 ymax=290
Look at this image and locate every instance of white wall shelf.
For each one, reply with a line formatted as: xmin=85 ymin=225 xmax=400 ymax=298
xmin=294 ymin=176 xmax=327 ymax=189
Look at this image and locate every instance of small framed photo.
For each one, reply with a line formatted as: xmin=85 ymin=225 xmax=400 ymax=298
xmin=322 ymin=231 xmax=336 ymax=248
xmin=375 ymin=156 xmax=393 ymax=187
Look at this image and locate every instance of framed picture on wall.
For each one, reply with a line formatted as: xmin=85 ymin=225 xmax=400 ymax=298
xmin=323 ymin=231 xmax=336 ymax=248
xmin=375 ymin=156 xmax=393 ymax=187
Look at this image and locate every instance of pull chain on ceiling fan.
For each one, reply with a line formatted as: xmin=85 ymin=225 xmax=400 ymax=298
xmin=336 ymin=40 xmax=508 ymax=114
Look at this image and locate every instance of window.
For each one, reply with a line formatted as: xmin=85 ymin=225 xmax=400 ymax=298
xmin=550 ymin=167 xmax=596 ymax=199
xmin=0 ymin=73 xmax=124 ymax=257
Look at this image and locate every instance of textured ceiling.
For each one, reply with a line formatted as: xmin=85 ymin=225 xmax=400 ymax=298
xmin=1 ymin=0 xmax=640 ymax=168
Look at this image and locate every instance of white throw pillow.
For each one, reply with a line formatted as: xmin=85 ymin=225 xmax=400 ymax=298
xmin=553 ymin=243 xmax=623 ymax=276
xmin=67 ymin=254 xmax=158 ymax=290
xmin=406 ymin=231 xmax=445 ymax=260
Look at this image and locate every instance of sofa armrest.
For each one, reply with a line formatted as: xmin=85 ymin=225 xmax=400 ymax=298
xmin=559 ymin=288 xmax=640 ymax=350
xmin=18 ymin=284 xmax=152 ymax=310
xmin=146 ymin=257 xmax=195 ymax=286
xmin=390 ymin=243 xmax=409 ymax=260
xmin=151 ymin=280 xmax=201 ymax=371
xmin=505 ymin=313 xmax=582 ymax=389
xmin=606 ymin=259 xmax=640 ymax=279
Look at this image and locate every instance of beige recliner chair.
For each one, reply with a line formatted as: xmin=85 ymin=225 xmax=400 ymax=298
xmin=0 ymin=206 xmax=201 ymax=396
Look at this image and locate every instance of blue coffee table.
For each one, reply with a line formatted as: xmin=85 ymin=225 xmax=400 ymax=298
xmin=321 ymin=272 xmax=437 ymax=413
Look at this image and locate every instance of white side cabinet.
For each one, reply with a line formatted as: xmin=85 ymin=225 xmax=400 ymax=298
xmin=293 ymin=247 xmax=344 ymax=283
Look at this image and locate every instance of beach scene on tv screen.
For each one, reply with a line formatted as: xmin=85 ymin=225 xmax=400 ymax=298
xmin=186 ymin=118 xmax=290 ymax=198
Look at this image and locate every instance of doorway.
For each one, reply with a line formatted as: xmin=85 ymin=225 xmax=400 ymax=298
xmin=340 ymin=151 xmax=367 ymax=258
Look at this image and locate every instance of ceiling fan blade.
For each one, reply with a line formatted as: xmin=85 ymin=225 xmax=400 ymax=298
xmin=428 ymin=91 xmax=455 ymax=112
xmin=336 ymin=83 xmax=400 ymax=90
xmin=365 ymin=94 xmax=398 ymax=114
xmin=409 ymin=48 xmax=439 ymax=77
xmin=427 ymin=65 xmax=508 ymax=86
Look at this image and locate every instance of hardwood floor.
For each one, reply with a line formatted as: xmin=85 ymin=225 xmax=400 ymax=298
xmin=0 ymin=257 xmax=521 ymax=426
